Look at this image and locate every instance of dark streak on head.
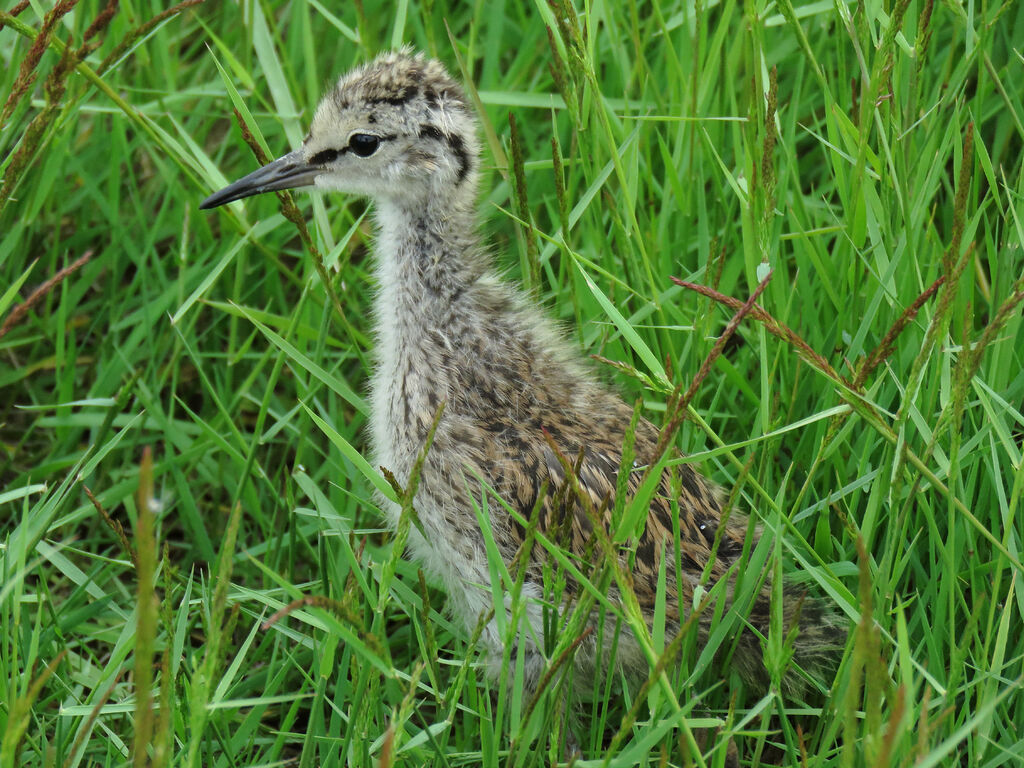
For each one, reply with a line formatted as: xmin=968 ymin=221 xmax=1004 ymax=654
xmin=417 ymin=125 xmax=470 ymax=183
xmin=311 ymin=148 xmax=342 ymax=164
xmin=446 ymin=132 xmax=470 ymax=183
xmin=419 ymin=124 xmax=443 ymax=141
xmin=370 ymin=87 xmax=418 ymax=107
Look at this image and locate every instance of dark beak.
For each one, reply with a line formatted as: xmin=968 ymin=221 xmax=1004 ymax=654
xmin=199 ymin=150 xmax=320 ymax=209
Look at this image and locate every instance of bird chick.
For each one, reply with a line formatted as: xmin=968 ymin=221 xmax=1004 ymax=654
xmin=201 ymin=50 xmax=843 ymax=711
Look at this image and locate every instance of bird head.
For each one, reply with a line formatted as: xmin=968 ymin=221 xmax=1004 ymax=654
xmin=200 ymin=51 xmax=479 ymax=211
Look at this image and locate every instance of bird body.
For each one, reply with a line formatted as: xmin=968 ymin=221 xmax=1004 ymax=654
xmin=201 ymin=51 xmax=841 ymax=701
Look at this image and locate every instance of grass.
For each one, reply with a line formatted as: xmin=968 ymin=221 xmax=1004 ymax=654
xmin=1 ymin=0 xmax=1023 ymax=766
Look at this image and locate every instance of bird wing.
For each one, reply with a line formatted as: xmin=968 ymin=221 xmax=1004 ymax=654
xmin=527 ymin=411 xmax=747 ymax=619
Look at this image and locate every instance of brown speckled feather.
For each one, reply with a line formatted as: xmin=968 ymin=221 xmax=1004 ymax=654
xmin=534 ymin=407 xmax=745 ymax=618
xmin=486 ymin=399 xmax=843 ymax=702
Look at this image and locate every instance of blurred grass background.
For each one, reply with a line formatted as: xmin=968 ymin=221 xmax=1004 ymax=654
xmin=1 ymin=0 xmax=1022 ymax=766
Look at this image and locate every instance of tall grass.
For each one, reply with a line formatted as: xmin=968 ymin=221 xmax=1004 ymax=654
xmin=1 ymin=1 xmax=1022 ymax=766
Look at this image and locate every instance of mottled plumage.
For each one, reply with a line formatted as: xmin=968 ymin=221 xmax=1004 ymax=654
xmin=201 ymin=50 xmax=842 ymax=717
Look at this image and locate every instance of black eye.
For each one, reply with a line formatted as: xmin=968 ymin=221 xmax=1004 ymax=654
xmin=349 ymin=133 xmax=380 ymax=157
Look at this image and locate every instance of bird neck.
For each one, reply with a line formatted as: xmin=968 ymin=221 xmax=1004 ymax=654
xmin=373 ymin=192 xmax=485 ymax=305
xmin=368 ymin=190 xmax=492 ymax=456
